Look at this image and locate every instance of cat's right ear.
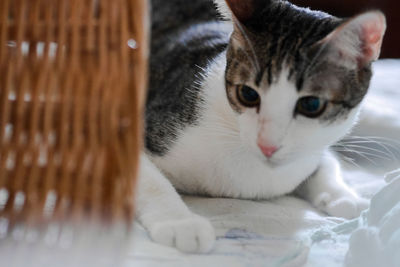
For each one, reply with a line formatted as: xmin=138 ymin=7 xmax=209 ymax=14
xmin=214 ymin=0 xmax=264 ymax=23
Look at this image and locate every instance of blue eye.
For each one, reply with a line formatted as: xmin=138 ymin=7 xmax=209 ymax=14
xmin=296 ymin=96 xmax=327 ymax=118
xmin=237 ymin=85 xmax=260 ymax=107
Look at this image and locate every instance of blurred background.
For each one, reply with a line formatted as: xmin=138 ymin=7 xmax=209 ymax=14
xmin=290 ymin=0 xmax=399 ymax=58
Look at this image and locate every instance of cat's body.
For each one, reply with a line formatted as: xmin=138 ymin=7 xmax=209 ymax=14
xmin=138 ymin=0 xmax=386 ymax=253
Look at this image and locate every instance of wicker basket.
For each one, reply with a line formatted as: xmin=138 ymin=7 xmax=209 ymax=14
xmin=0 ymin=0 xmax=148 ymax=266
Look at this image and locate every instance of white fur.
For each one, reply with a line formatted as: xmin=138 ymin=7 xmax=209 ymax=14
xmin=213 ymin=0 xmax=232 ymax=20
xmin=136 ymin=155 xmax=215 ymax=253
xmin=136 ymin=54 xmax=368 ymax=252
xmin=296 ymin=151 xmax=369 ymax=219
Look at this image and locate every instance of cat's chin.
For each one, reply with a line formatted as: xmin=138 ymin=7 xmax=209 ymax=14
xmin=258 ymin=155 xmax=287 ymax=168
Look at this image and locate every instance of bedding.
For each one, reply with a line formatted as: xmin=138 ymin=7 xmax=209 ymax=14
xmin=125 ymin=59 xmax=400 ymax=267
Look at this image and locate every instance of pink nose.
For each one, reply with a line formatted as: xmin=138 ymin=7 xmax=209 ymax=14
xmin=258 ymin=144 xmax=278 ymax=158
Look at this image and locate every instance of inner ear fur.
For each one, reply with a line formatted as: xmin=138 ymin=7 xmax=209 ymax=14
xmin=217 ymin=0 xmax=267 ymax=23
xmin=316 ymin=11 xmax=386 ymax=67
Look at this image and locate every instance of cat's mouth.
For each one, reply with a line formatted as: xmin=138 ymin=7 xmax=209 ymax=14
xmin=259 ymin=155 xmax=285 ymax=168
xmin=254 ymin=147 xmax=286 ymax=167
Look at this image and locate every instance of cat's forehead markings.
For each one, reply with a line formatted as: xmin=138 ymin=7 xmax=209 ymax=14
xmin=296 ymin=75 xmax=305 ymax=92
xmin=239 ymin=67 xmax=250 ymax=81
xmin=255 ymin=69 xmax=264 ymax=86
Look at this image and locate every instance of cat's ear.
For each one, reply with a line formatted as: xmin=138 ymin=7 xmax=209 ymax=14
xmin=317 ymin=11 xmax=386 ymax=67
xmin=214 ymin=0 xmax=264 ymax=23
xmin=213 ymin=0 xmax=232 ymax=19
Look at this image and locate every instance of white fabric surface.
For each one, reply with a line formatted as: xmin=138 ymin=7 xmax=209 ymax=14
xmin=125 ymin=60 xmax=400 ymax=267
xmin=344 ymin=173 xmax=400 ymax=267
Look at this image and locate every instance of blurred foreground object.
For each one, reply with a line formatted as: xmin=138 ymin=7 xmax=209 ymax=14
xmin=0 ymin=0 xmax=148 ymax=266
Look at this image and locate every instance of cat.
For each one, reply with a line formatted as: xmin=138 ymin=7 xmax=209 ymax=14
xmin=136 ymin=0 xmax=386 ymax=253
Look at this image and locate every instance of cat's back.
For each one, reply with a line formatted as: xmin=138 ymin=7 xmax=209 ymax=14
xmin=147 ymin=0 xmax=231 ymax=155
xmin=151 ymin=0 xmax=219 ymax=39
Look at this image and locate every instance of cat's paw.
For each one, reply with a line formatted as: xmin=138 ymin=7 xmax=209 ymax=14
xmin=149 ymin=215 xmax=215 ymax=253
xmin=314 ymin=192 xmax=369 ymax=219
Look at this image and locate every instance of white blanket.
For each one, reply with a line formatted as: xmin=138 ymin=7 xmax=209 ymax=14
xmin=125 ymin=60 xmax=400 ymax=267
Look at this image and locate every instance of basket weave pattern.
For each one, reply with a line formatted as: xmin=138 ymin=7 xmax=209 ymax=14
xmin=0 ymin=0 xmax=147 ymax=229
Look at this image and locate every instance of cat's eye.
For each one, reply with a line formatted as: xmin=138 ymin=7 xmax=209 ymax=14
xmin=237 ymin=85 xmax=260 ymax=107
xmin=296 ymin=96 xmax=327 ymax=118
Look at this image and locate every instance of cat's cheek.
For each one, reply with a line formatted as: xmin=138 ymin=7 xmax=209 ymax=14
xmin=237 ymin=111 xmax=259 ymax=151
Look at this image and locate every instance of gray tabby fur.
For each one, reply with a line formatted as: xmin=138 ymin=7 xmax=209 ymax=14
xmin=146 ymin=0 xmax=230 ymax=155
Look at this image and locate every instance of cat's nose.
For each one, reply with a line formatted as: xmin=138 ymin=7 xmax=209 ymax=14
xmin=258 ymin=144 xmax=278 ymax=158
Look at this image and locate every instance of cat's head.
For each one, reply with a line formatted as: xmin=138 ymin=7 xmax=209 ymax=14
xmin=216 ymin=0 xmax=386 ymax=165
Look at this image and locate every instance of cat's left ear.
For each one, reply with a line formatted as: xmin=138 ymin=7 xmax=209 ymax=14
xmin=214 ymin=0 xmax=264 ymax=23
xmin=318 ymin=11 xmax=386 ymax=67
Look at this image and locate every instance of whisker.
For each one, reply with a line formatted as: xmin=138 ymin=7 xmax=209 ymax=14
xmin=340 ymin=135 xmax=400 ymax=159
xmin=333 ymin=146 xmax=379 ymax=166
xmin=346 ymin=135 xmax=400 ymax=146
xmin=339 ymin=139 xmax=399 ymax=157
xmin=352 ymin=150 xmax=392 ymax=161
xmin=200 ymin=128 xmax=238 ymax=137
xmin=334 ymin=144 xmax=395 ymax=160
xmin=341 ymin=155 xmax=363 ymax=169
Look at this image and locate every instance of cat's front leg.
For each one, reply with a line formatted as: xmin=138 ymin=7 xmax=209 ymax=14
xmin=296 ymin=150 xmax=369 ymax=219
xmin=136 ymin=153 xmax=215 ymax=253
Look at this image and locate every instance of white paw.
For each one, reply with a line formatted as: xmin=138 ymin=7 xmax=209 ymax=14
xmin=149 ymin=215 xmax=215 ymax=253
xmin=314 ymin=192 xmax=369 ymax=219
